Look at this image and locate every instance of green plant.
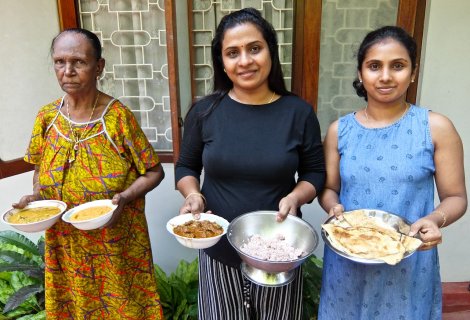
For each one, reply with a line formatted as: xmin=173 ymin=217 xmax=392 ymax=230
xmin=0 ymin=231 xmax=46 ymax=320
xmin=154 ymin=258 xmax=198 ymax=320
xmin=155 ymin=255 xmax=323 ymax=320
xmin=302 ymin=255 xmax=323 ymax=320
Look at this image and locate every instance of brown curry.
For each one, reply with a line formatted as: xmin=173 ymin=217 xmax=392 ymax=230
xmin=173 ymin=220 xmax=223 ymax=238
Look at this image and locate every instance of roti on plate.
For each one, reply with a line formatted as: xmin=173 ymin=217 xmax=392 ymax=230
xmin=322 ymin=210 xmax=422 ymax=265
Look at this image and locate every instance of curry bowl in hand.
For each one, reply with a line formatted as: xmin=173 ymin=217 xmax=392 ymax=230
xmin=62 ymin=199 xmax=117 ymax=230
xmin=166 ymin=213 xmax=229 ymax=249
xmin=2 ymin=200 xmax=67 ymax=233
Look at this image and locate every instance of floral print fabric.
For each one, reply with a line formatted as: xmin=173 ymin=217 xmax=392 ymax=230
xmin=25 ymin=98 xmax=163 ymax=319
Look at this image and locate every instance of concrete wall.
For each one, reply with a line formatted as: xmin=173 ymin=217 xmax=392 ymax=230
xmin=417 ymin=0 xmax=470 ymax=281
xmin=0 ymin=0 xmax=62 ymax=160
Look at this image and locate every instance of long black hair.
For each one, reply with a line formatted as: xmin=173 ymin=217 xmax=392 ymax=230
xmin=194 ymin=7 xmax=291 ymax=117
xmin=352 ymin=26 xmax=417 ymax=101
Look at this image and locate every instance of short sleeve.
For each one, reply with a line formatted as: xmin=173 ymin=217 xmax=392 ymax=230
xmin=24 ymin=103 xmax=59 ymax=165
xmin=118 ymin=105 xmax=160 ymax=175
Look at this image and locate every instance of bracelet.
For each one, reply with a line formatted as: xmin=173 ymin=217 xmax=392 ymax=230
xmin=185 ymin=192 xmax=206 ymax=204
xmin=434 ymin=210 xmax=447 ymax=228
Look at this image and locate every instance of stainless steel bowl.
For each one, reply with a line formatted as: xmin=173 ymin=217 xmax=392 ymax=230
xmin=227 ymin=211 xmax=319 ymax=274
xmin=321 ymin=209 xmax=417 ymax=264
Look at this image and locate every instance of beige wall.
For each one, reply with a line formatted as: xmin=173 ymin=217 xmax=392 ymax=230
xmin=0 ymin=0 xmax=61 ymax=160
xmin=418 ymin=0 xmax=470 ymax=281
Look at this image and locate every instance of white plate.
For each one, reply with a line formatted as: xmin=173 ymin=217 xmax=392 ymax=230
xmin=62 ymin=199 xmax=117 ymax=230
xmin=2 ymin=200 xmax=67 ymax=233
xmin=321 ymin=209 xmax=416 ymax=264
xmin=166 ymin=213 xmax=229 ymax=249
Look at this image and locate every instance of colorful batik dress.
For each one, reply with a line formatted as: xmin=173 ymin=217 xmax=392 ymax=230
xmin=24 ymin=97 xmax=163 ymax=320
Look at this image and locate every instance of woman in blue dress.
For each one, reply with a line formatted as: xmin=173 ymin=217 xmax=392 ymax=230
xmin=318 ymin=26 xmax=467 ymax=319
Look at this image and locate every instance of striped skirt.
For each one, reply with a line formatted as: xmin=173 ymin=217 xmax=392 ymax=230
xmin=198 ymin=250 xmax=303 ymax=320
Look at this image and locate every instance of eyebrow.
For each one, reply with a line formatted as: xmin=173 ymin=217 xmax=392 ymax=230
xmin=223 ymin=40 xmax=264 ymax=51
xmin=365 ymin=58 xmax=410 ymax=64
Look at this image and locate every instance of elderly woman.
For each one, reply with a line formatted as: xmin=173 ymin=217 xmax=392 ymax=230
xmin=14 ymin=28 xmax=164 ymax=319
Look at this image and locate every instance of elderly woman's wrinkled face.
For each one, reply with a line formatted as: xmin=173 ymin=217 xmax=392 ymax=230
xmin=51 ymin=32 xmax=103 ymax=95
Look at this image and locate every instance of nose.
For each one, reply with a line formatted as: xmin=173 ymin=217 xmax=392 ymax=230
xmin=238 ymin=51 xmax=253 ymax=66
xmin=64 ymin=62 xmax=76 ymax=76
xmin=380 ymin=67 xmax=392 ymax=82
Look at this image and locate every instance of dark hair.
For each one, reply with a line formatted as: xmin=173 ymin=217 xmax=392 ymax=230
xmin=50 ymin=28 xmax=102 ymax=61
xmin=196 ymin=8 xmax=290 ymax=117
xmin=353 ymin=26 xmax=417 ymax=100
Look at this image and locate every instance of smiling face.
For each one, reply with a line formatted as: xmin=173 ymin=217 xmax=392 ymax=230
xmin=51 ymin=32 xmax=104 ymax=96
xmin=359 ymin=38 xmax=416 ymax=105
xmin=221 ymin=22 xmax=272 ymax=93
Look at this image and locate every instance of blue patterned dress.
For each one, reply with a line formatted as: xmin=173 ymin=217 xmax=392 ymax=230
xmin=318 ymin=105 xmax=442 ymax=320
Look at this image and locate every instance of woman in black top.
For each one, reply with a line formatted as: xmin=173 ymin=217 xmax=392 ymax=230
xmin=175 ymin=8 xmax=325 ymax=320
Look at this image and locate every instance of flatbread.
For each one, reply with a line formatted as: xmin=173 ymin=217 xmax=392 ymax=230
xmin=322 ymin=224 xmax=405 ymax=265
xmin=323 ymin=210 xmax=423 ymax=265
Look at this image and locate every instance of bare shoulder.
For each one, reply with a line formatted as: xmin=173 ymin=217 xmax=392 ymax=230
xmin=428 ymin=111 xmax=462 ymax=145
xmin=326 ymin=119 xmax=339 ymax=135
xmin=324 ymin=120 xmax=339 ymax=147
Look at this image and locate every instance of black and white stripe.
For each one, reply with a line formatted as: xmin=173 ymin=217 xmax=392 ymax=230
xmin=198 ymin=250 xmax=303 ymax=320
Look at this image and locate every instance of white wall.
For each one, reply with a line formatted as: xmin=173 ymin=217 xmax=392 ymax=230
xmin=0 ymin=0 xmax=62 ymax=161
xmin=417 ymin=0 xmax=470 ymax=281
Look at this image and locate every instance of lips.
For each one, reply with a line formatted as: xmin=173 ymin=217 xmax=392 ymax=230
xmin=238 ymin=70 xmax=257 ymax=78
xmin=376 ymin=87 xmax=395 ymax=94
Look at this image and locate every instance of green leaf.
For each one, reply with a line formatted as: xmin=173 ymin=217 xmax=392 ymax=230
xmin=155 ymin=258 xmax=199 ymax=320
xmin=0 ymin=232 xmax=40 ymax=257
xmin=16 ymin=310 xmax=46 ymax=320
xmin=0 ymin=266 xmax=44 ymax=280
xmin=173 ymin=299 xmax=187 ymax=320
xmin=0 ymin=278 xmax=15 ymax=304
xmin=0 ymin=251 xmax=38 ymax=267
xmin=3 ymin=284 xmax=43 ymax=313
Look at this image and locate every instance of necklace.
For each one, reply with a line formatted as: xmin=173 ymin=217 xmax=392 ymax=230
xmin=364 ymin=102 xmax=409 ymax=123
xmin=229 ymin=89 xmax=276 ymax=104
xmin=66 ymin=92 xmax=100 ymax=162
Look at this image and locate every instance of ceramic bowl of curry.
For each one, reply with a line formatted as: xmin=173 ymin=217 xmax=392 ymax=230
xmin=62 ymin=199 xmax=117 ymax=230
xmin=166 ymin=213 xmax=229 ymax=249
xmin=2 ymin=200 xmax=67 ymax=233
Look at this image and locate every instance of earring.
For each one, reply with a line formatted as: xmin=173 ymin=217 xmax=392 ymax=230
xmin=223 ymin=68 xmax=226 ymax=73
xmin=96 ymin=75 xmax=100 ymax=80
xmin=411 ymin=79 xmax=415 ymax=83
xmin=359 ymin=79 xmax=363 ymax=83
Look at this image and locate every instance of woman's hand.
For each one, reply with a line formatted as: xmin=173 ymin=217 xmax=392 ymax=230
xmin=12 ymin=194 xmax=42 ymax=209
xmin=101 ymin=193 xmax=128 ymax=228
xmin=179 ymin=193 xmax=206 ymax=219
xmin=329 ymin=203 xmax=345 ymax=219
xmin=409 ymin=217 xmax=442 ymax=250
xmin=277 ymin=195 xmax=299 ymax=222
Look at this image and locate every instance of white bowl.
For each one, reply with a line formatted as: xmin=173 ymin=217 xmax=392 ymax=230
xmin=166 ymin=213 xmax=229 ymax=249
xmin=62 ymin=199 xmax=117 ymax=230
xmin=2 ymin=200 xmax=67 ymax=233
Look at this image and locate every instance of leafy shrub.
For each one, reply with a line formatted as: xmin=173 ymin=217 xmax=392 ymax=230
xmin=302 ymin=255 xmax=323 ymax=320
xmin=0 ymin=231 xmax=46 ymax=320
xmin=154 ymin=258 xmax=198 ymax=320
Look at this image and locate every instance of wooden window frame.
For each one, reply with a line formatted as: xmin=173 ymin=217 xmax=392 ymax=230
xmin=0 ymin=0 xmax=426 ymax=179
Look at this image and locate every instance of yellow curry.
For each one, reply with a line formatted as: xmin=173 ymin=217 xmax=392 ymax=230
xmin=8 ymin=206 xmax=61 ymax=224
xmin=70 ymin=206 xmax=113 ymax=221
